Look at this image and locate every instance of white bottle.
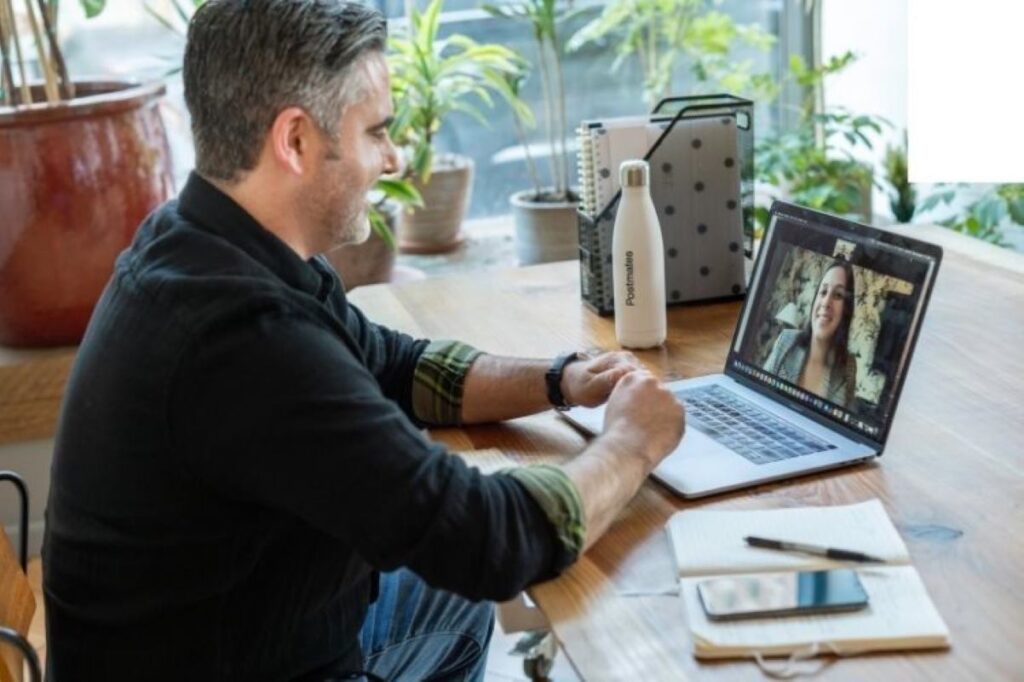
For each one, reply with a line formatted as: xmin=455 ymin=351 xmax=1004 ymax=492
xmin=612 ymin=160 xmax=667 ymax=349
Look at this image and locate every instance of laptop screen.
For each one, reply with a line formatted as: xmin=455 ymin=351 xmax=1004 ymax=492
xmin=727 ymin=203 xmax=940 ymax=444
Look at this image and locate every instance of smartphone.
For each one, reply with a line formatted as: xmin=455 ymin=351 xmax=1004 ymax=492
xmin=696 ymin=569 xmax=869 ymax=621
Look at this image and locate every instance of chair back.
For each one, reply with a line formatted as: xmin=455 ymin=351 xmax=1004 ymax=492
xmin=0 ymin=527 xmax=34 ymax=682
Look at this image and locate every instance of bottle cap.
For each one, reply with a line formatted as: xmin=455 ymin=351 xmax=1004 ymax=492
xmin=620 ymin=160 xmax=649 ymax=188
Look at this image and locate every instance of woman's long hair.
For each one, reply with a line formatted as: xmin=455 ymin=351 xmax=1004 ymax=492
xmin=797 ymin=257 xmax=856 ymax=372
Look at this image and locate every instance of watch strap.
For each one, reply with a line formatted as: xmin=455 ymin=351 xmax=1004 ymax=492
xmin=546 ymin=352 xmax=584 ymax=410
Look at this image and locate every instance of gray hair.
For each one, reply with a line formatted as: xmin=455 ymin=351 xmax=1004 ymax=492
xmin=184 ymin=0 xmax=387 ymax=182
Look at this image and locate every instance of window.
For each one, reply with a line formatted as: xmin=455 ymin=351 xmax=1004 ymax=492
xmin=381 ymin=0 xmax=810 ymax=219
xmin=56 ymin=0 xmax=811 ymax=221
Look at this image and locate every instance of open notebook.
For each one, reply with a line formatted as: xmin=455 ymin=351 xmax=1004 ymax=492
xmin=666 ymin=500 xmax=950 ymax=659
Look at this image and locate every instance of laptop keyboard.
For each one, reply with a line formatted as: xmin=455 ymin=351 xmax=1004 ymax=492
xmin=676 ymin=385 xmax=836 ymax=465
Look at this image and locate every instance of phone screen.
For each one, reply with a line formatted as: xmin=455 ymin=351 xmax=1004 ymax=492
xmin=696 ymin=569 xmax=869 ymax=621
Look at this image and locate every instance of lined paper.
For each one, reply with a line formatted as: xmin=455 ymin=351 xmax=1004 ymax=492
xmin=667 ymin=499 xmax=911 ymax=576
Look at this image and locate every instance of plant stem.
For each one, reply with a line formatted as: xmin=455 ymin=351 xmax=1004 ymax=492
xmin=548 ymin=35 xmax=569 ymax=198
xmin=24 ymin=0 xmax=58 ymax=103
xmin=646 ymin=19 xmax=658 ymax=106
xmin=511 ymin=101 xmax=542 ymax=197
xmin=0 ymin=0 xmax=18 ymax=105
xmin=534 ymin=35 xmax=558 ymax=194
xmin=33 ymin=0 xmax=71 ymax=98
xmin=1 ymin=0 xmax=31 ymax=104
xmin=811 ymin=1 xmax=824 ymax=151
xmin=635 ymin=39 xmax=648 ymax=103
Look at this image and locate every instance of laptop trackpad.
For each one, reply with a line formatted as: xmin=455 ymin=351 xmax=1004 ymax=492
xmin=653 ymin=428 xmax=750 ymax=491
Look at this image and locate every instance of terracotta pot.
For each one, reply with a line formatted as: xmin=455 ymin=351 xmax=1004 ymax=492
xmin=398 ymin=155 xmax=472 ymax=254
xmin=325 ymin=203 xmax=398 ymax=290
xmin=0 ymin=81 xmax=174 ymax=347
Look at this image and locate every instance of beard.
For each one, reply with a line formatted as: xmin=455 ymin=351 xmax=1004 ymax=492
xmin=306 ymin=177 xmax=372 ymax=254
xmin=336 ymin=202 xmax=371 ymax=247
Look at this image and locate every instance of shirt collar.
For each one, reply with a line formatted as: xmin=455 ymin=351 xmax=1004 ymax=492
xmin=177 ymin=171 xmax=336 ymax=301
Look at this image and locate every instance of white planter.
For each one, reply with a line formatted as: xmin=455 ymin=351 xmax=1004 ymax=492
xmin=511 ymin=189 xmax=579 ymax=265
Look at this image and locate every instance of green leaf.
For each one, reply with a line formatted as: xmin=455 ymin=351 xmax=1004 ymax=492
xmin=170 ymin=0 xmax=192 ymax=26
xmin=1007 ymin=197 xmax=1024 ymax=226
xmin=376 ymin=178 xmax=423 ymax=207
xmin=754 ymin=205 xmax=772 ymax=233
xmin=387 ymin=0 xmax=530 ymax=183
xmin=80 ymin=0 xmax=106 ymax=19
xmin=917 ymin=191 xmax=949 ymax=214
xmin=973 ymin=196 xmax=1007 ymax=229
xmin=367 ymin=208 xmax=398 ymax=250
xmin=411 ymin=141 xmax=433 ymax=183
xmin=450 ymin=100 xmax=492 ymax=127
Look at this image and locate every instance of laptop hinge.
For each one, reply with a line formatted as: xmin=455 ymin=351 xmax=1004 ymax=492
xmin=725 ymin=368 xmax=882 ymax=451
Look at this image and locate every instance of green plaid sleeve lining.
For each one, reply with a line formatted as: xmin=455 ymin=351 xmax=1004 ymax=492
xmin=412 ymin=340 xmax=484 ymax=425
xmin=506 ymin=465 xmax=586 ymax=560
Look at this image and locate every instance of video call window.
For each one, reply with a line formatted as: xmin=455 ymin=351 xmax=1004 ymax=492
xmin=732 ymin=215 xmax=935 ymax=436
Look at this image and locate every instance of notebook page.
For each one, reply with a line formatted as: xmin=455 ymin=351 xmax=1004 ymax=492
xmin=454 ymin=449 xmax=566 ymax=475
xmin=455 ymin=448 xmax=518 ymax=475
xmin=667 ymin=500 xmax=911 ymax=576
xmin=681 ymin=565 xmax=950 ymax=658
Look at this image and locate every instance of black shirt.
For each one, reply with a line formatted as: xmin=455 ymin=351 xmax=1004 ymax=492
xmin=42 ymin=173 xmax=571 ymax=681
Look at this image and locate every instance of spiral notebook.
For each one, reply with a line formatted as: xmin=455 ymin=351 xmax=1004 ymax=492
xmin=576 ymin=116 xmax=666 ymax=216
xmin=666 ymin=500 xmax=951 ymax=659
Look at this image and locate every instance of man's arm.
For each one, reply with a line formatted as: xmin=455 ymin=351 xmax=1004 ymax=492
xmin=463 ymin=354 xmax=685 ymax=553
xmin=460 ymin=351 xmax=644 ymax=424
xmin=172 ymin=317 xmax=576 ymax=602
xmin=351 ymin=304 xmax=683 ymax=558
xmin=560 ymin=370 xmax=685 ymax=550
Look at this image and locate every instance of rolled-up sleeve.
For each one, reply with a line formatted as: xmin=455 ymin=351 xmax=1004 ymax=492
xmin=411 ymin=340 xmax=484 ymax=425
xmin=505 ymin=465 xmax=585 ymax=560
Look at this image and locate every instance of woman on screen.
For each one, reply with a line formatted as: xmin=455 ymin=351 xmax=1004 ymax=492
xmin=764 ymin=258 xmax=857 ymax=407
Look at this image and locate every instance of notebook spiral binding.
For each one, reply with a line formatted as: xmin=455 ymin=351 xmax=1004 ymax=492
xmin=576 ymin=94 xmax=755 ymax=315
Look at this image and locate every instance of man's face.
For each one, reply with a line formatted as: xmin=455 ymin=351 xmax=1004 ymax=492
xmin=306 ymin=52 xmax=398 ymax=253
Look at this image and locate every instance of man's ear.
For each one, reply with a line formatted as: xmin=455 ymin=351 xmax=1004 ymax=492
xmin=267 ymin=107 xmax=316 ymax=176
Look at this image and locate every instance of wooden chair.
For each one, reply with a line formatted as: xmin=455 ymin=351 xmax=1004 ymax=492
xmin=0 ymin=472 xmax=40 ymax=682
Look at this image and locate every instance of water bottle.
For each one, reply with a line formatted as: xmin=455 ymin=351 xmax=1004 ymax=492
xmin=612 ymin=160 xmax=667 ymax=349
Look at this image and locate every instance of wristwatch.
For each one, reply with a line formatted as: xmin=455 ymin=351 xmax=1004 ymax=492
xmin=546 ymin=351 xmax=585 ymax=410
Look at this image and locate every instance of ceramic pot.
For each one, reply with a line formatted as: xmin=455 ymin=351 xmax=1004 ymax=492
xmin=398 ymin=155 xmax=472 ymax=254
xmin=511 ymin=189 xmax=579 ymax=265
xmin=325 ymin=202 xmax=398 ymax=289
xmin=0 ymin=81 xmax=174 ymax=346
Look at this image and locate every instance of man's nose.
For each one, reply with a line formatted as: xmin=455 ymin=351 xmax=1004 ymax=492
xmin=382 ymin=138 xmax=400 ymax=175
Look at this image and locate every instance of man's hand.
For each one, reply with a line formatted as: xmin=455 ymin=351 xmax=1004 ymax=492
xmin=602 ymin=370 xmax=685 ymax=469
xmin=561 ymin=351 xmax=645 ymax=408
xmin=561 ymin=370 xmax=685 ymax=551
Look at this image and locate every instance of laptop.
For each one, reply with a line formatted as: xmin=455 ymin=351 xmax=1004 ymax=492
xmin=562 ymin=201 xmax=943 ymax=497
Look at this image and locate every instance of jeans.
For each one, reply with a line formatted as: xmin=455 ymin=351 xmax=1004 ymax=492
xmin=354 ymin=569 xmax=496 ymax=682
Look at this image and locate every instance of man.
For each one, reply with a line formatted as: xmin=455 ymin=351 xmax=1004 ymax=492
xmin=42 ymin=0 xmax=685 ymax=680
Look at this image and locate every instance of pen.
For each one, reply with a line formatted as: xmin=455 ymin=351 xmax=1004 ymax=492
xmin=744 ymin=535 xmax=885 ymax=563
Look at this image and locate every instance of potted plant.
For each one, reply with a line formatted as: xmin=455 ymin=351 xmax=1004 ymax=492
xmin=883 ymin=132 xmax=915 ymax=224
xmin=566 ymin=0 xmax=777 ymax=109
xmin=0 ymin=0 xmax=174 ymax=346
xmin=755 ymin=52 xmax=886 ymax=230
xmin=389 ymin=0 xmax=528 ymax=254
xmin=918 ymin=183 xmax=1023 ymax=247
xmin=482 ymin=0 xmax=580 ymax=265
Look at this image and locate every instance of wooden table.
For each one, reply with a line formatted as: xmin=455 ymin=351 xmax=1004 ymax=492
xmin=349 ymin=225 xmax=1024 ymax=681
